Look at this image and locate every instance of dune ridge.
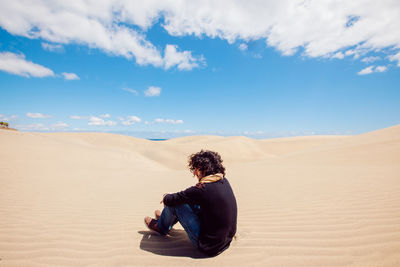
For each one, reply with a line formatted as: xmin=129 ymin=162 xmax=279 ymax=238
xmin=1 ymin=125 xmax=399 ymax=266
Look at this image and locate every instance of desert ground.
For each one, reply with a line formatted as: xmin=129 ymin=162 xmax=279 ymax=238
xmin=0 ymin=125 xmax=399 ymax=266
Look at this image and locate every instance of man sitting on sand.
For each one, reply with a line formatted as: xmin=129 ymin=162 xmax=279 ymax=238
xmin=145 ymin=150 xmax=237 ymax=256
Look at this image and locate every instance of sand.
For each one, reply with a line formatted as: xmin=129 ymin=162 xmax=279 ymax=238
xmin=0 ymin=125 xmax=399 ymax=266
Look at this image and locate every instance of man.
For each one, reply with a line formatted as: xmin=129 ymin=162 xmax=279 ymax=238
xmin=144 ymin=150 xmax=237 ymax=256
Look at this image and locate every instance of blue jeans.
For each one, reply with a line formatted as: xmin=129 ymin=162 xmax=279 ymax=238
xmin=157 ymin=204 xmax=201 ymax=247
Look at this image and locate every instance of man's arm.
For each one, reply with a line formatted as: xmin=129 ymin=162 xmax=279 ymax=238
xmin=163 ymin=186 xmax=202 ymax=206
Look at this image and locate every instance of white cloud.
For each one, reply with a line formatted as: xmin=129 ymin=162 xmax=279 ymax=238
xmin=144 ymin=86 xmax=161 ymax=97
xmin=26 ymin=112 xmax=52 ymax=118
xmin=243 ymin=130 xmax=265 ymax=136
xmin=361 ymin=56 xmax=380 ymax=63
xmin=122 ymin=87 xmax=139 ymax=95
xmin=239 ymin=43 xmax=248 ymax=51
xmin=15 ymin=123 xmax=49 ymax=131
xmin=15 ymin=122 xmax=68 ymax=131
xmin=120 ymin=115 xmax=141 ymax=126
xmin=1 ymin=1 xmax=399 ymax=70
xmin=62 ymin=72 xmax=80 ymax=80
xmin=357 ymin=65 xmax=388 ymax=75
xmin=52 ymin=121 xmax=69 ymax=128
xmin=357 ymin=66 xmax=374 ymax=75
xmin=331 ymin=52 xmax=344 ymax=59
xmin=88 ymin=116 xmax=116 ymax=126
xmin=70 ymin=115 xmax=87 ymax=119
xmin=345 ymin=49 xmax=362 ymax=59
xmin=41 ymin=42 xmax=64 ymax=52
xmin=99 ymin=113 xmax=111 ymax=118
xmin=0 ymin=114 xmax=18 ymax=121
xmin=0 ymin=52 xmax=54 ymax=77
xmin=0 ymin=1 xmax=202 ymax=70
xmin=161 ymin=1 xmax=400 ymax=66
xmin=375 ymin=65 xmax=387 ymax=72
xmin=388 ymin=51 xmax=400 ymax=67
xmin=154 ymin=118 xmax=183 ymax=124
xmin=163 ymin=44 xmax=201 ymax=70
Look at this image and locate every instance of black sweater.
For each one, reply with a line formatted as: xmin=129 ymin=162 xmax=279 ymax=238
xmin=163 ymin=178 xmax=237 ymax=256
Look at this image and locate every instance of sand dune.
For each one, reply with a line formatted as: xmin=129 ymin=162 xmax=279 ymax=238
xmin=1 ymin=125 xmax=399 ymax=266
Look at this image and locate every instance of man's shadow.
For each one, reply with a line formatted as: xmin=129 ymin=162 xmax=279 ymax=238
xmin=138 ymin=229 xmax=210 ymax=258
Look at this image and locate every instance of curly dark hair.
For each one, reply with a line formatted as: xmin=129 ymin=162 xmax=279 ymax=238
xmin=188 ymin=150 xmax=226 ymax=177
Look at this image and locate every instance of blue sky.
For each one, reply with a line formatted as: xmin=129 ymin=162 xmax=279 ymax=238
xmin=0 ymin=1 xmax=399 ymax=139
